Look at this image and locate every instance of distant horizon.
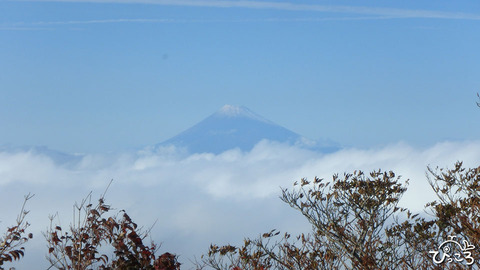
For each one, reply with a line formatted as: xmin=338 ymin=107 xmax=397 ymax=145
xmin=1 ymin=101 xmax=479 ymax=154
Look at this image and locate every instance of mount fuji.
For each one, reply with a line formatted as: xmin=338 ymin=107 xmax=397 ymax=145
xmin=156 ymin=105 xmax=339 ymax=154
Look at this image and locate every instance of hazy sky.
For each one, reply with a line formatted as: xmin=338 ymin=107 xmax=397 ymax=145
xmin=2 ymin=2 xmax=480 ymax=268
xmin=1 ymin=0 xmax=480 ymax=153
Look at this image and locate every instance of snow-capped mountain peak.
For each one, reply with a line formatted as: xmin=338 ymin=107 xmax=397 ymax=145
xmin=217 ymin=105 xmax=246 ymax=116
xmin=214 ymin=105 xmax=273 ymax=123
xmin=156 ymin=105 xmax=339 ymax=154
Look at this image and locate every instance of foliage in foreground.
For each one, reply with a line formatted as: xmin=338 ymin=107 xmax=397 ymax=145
xmin=0 ymin=194 xmax=34 ymax=268
xmin=199 ymin=162 xmax=480 ymax=270
xmin=45 ymin=189 xmax=180 ymax=270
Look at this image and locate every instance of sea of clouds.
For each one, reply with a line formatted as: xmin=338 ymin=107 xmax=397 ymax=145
xmin=1 ymin=139 xmax=480 ymax=269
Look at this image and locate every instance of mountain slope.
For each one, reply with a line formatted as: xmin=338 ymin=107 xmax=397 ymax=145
xmin=0 ymin=145 xmax=82 ymax=164
xmin=157 ymin=105 xmax=339 ymax=154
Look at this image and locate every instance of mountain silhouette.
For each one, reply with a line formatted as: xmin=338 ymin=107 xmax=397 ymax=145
xmin=0 ymin=144 xmax=82 ymax=165
xmin=156 ymin=105 xmax=339 ymax=154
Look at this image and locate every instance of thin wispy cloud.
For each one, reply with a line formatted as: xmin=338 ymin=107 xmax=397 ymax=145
xmin=0 ymin=15 xmax=403 ymax=30
xmin=19 ymin=0 xmax=480 ymax=20
xmin=29 ymin=16 xmax=398 ymax=24
xmin=0 ymin=18 xmax=173 ymax=29
xmin=0 ymin=26 xmax=54 ymax=31
xmin=4 ymin=0 xmax=478 ymax=30
xmin=30 ymin=18 xmax=174 ymax=25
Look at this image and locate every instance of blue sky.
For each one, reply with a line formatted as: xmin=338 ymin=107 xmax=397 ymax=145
xmin=2 ymin=1 xmax=480 ymax=268
xmin=1 ymin=0 xmax=480 ymax=152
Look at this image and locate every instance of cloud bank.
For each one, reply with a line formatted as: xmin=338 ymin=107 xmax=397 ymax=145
xmin=1 ymin=140 xmax=480 ymax=269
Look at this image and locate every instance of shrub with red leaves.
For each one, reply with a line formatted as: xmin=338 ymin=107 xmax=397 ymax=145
xmin=45 ymin=188 xmax=180 ymax=270
xmin=0 ymin=193 xmax=33 ymax=269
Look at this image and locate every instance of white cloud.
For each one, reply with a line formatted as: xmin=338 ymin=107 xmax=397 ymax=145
xmin=1 ymin=140 xmax=480 ymax=269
